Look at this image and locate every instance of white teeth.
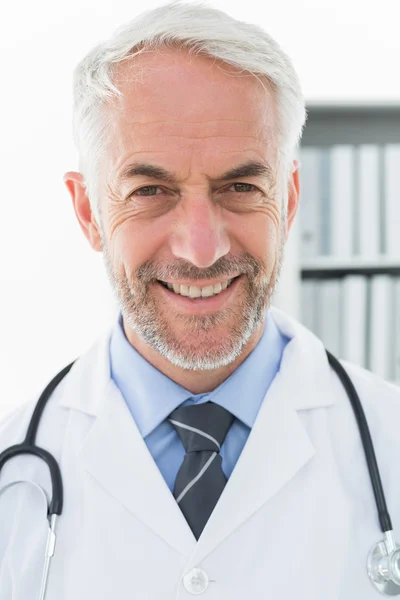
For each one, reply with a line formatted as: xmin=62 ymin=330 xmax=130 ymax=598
xmin=180 ymin=284 xmax=189 ymax=295
xmin=165 ymin=278 xmax=235 ymax=298
xmin=189 ymin=286 xmax=202 ymax=299
xmin=213 ymin=282 xmax=222 ymax=294
xmin=201 ymin=285 xmax=215 ymax=298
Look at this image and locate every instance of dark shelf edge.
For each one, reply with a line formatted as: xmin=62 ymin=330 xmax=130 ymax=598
xmin=302 ymin=266 xmax=400 ymax=279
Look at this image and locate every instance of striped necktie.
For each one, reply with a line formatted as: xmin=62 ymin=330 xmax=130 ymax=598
xmin=168 ymin=401 xmax=234 ymax=540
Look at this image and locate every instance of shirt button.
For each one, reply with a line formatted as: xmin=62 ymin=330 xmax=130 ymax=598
xmin=182 ymin=568 xmax=209 ymax=594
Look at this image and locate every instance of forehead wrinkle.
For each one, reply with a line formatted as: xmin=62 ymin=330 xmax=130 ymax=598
xmin=127 ymin=119 xmax=257 ymax=125
xmin=108 ymin=123 xmax=269 ymax=148
xmin=132 ymin=134 xmax=263 ymax=141
xmin=116 ymin=113 xmax=271 ymax=135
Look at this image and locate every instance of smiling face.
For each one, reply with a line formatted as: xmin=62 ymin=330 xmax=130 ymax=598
xmin=65 ymin=47 xmax=299 ymax=390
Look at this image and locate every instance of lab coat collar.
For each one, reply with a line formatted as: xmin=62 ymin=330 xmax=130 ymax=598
xmin=57 ymin=307 xmax=336 ymax=561
xmin=59 ymin=306 xmax=335 ymax=416
xmin=270 ymin=307 xmax=336 ymax=411
xmin=58 ymin=328 xmax=113 ymax=417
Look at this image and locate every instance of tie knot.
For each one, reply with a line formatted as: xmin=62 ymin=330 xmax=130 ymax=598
xmin=168 ymin=402 xmax=234 ymax=453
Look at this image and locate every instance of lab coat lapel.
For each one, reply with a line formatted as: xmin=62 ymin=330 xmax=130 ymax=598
xmin=188 ymin=308 xmax=337 ymax=566
xmin=59 ymin=308 xmax=336 ymax=566
xmin=59 ymin=331 xmax=197 ymax=557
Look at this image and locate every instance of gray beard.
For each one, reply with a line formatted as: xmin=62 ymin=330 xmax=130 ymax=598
xmin=99 ymin=217 xmax=286 ymax=371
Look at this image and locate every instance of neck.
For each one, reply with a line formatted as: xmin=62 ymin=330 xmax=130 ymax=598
xmin=122 ymin=321 xmax=265 ymax=394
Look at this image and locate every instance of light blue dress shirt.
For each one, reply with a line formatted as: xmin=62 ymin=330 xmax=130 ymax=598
xmin=109 ymin=309 xmax=290 ymax=493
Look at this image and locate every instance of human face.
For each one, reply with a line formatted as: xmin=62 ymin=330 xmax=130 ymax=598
xmin=67 ymin=48 xmax=299 ymax=378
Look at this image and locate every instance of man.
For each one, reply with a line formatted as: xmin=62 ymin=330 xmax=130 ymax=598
xmin=1 ymin=2 xmax=400 ymax=599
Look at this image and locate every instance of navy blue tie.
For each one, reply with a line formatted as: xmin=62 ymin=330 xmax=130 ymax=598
xmin=168 ymin=402 xmax=234 ymax=540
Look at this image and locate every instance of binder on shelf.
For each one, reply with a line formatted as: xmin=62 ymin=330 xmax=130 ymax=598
xmin=368 ymin=275 xmax=392 ymax=380
xmin=316 ymin=279 xmax=341 ymax=357
xmin=341 ymin=275 xmax=367 ymax=368
xmin=393 ymin=278 xmax=400 ymax=384
xmin=299 ymin=148 xmax=321 ymax=258
xmin=300 ymin=280 xmax=317 ymax=333
xmin=330 ymin=145 xmax=355 ymax=259
xmin=357 ymin=145 xmax=381 ymax=259
xmin=384 ymin=144 xmax=400 ymax=257
xmin=319 ymin=148 xmax=331 ymax=256
xmin=299 ymin=107 xmax=400 ymax=385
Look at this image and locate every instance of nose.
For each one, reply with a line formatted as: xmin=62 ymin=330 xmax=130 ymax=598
xmin=170 ymin=194 xmax=230 ymax=269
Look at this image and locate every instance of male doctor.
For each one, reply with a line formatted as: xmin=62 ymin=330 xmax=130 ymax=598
xmin=1 ymin=2 xmax=400 ymax=599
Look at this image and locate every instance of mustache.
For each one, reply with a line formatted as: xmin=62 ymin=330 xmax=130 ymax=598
xmin=136 ymin=253 xmax=263 ymax=284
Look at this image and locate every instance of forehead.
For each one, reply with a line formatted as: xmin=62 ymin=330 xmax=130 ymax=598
xmin=105 ymin=47 xmax=277 ymax=174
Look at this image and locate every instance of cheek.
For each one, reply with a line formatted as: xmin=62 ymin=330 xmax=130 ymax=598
xmin=108 ymin=217 xmax=166 ymax=275
xmin=234 ymin=212 xmax=280 ymax=263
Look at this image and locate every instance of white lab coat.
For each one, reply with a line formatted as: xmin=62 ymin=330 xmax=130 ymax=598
xmin=1 ymin=306 xmax=400 ymax=599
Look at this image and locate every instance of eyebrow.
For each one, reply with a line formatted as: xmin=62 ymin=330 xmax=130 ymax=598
xmin=118 ymin=160 xmax=274 ymax=185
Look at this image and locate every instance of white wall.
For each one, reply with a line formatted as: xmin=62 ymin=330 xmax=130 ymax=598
xmin=1 ymin=0 xmax=399 ymax=414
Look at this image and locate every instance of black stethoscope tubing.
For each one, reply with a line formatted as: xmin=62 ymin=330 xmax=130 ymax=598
xmin=0 ymin=350 xmax=393 ymax=535
xmin=0 ymin=360 xmax=76 ymax=517
xmin=326 ymin=350 xmax=392 ymax=533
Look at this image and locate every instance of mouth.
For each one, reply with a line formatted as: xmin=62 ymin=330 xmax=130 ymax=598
xmin=155 ymin=275 xmax=243 ymax=313
xmin=158 ymin=275 xmax=240 ymax=297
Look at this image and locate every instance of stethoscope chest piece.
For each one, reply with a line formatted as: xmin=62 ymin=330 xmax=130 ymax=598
xmin=367 ymin=532 xmax=400 ymax=595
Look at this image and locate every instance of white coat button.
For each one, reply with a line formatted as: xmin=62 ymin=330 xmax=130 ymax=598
xmin=183 ymin=568 xmax=209 ymax=594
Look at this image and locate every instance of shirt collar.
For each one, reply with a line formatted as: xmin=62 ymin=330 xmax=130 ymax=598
xmin=109 ymin=310 xmax=289 ymax=438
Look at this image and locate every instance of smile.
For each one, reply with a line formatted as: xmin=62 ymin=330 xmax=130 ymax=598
xmin=158 ymin=277 xmax=239 ymax=299
xmin=156 ymin=275 xmax=243 ymax=314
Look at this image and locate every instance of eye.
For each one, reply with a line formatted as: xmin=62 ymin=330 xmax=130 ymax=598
xmin=130 ymin=185 xmax=163 ymax=197
xmin=127 ymin=182 xmax=262 ymax=204
xmin=130 ymin=183 xmax=258 ymax=196
xmin=228 ymin=183 xmax=259 ymax=193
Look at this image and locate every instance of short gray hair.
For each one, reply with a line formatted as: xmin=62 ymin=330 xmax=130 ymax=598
xmin=71 ymin=0 xmax=307 ymax=224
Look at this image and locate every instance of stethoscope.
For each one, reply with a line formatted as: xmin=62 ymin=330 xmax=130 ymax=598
xmin=0 ymin=351 xmax=400 ymax=598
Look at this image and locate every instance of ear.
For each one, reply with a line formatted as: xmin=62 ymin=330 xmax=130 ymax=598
xmin=283 ymin=159 xmax=300 ymax=241
xmin=63 ymin=171 xmax=102 ymax=252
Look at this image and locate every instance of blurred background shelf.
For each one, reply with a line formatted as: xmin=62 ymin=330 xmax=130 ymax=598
xmin=301 ymin=104 xmax=400 ymax=146
xmin=302 ymin=257 xmax=400 ymax=279
xmin=274 ymin=103 xmax=400 ymax=384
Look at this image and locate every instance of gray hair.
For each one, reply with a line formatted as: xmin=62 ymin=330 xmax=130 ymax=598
xmin=71 ymin=0 xmax=307 ymax=225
